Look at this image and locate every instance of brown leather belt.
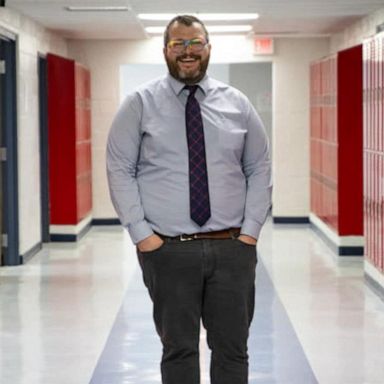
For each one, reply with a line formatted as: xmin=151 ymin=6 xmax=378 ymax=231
xmin=157 ymin=228 xmax=241 ymax=242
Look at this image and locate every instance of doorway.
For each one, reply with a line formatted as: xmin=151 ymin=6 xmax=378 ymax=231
xmin=0 ymin=33 xmax=19 ymax=265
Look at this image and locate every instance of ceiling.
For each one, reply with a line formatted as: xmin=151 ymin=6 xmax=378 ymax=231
xmin=6 ymin=0 xmax=384 ymax=40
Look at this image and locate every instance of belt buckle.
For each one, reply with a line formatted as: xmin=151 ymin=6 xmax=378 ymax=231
xmin=180 ymin=234 xmax=195 ymax=241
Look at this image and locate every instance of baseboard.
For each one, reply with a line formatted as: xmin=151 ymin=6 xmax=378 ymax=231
xmin=365 ymin=273 xmax=384 ymax=301
xmin=273 ymin=216 xmax=309 ymax=224
xmin=50 ymin=220 xmax=92 ymax=242
xmin=92 ymin=218 xmax=121 ymax=225
xmin=49 ymin=217 xmax=121 ymax=242
xmin=16 ymin=218 xmax=121 ymax=263
xmin=20 ymin=242 xmax=43 ymax=264
xmin=310 ymin=213 xmax=364 ymax=257
xmin=364 ymin=261 xmax=384 ymax=301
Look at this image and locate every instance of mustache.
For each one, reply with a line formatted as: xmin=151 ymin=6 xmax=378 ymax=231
xmin=176 ymin=54 xmax=201 ymax=61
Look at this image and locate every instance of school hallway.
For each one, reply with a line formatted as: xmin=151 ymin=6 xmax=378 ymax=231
xmin=2 ymin=2 xmax=384 ymax=383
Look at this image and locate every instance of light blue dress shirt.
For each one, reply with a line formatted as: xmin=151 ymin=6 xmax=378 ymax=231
xmin=107 ymin=74 xmax=272 ymax=244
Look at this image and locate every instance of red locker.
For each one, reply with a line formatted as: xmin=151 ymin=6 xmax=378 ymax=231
xmin=310 ymin=46 xmax=363 ymax=238
xmin=47 ymin=54 xmax=92 ymax=225
xmin=363 ymin=35 xmax=384 ymax=273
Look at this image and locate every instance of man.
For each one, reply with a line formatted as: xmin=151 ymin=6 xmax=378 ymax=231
xmin=107 ymin=14 xmax=272 ymax=384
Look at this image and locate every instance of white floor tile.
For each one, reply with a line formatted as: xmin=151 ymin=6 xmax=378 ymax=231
xmin=0 ymin=220 xmax=383 ymax=383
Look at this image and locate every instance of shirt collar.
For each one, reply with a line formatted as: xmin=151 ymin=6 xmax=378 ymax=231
xmin=167 ymin=73 xmax=210 ymax=96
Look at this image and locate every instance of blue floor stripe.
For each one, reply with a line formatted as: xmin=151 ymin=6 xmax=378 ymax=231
xmin=90 ymin=260 xmax=318 ymax=383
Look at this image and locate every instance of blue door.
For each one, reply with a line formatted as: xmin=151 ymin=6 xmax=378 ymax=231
xmin=0 ymin=36 xmax=19 ymax=265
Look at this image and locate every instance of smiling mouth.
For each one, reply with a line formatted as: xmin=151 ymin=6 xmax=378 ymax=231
xmin=179 ymin=60 xmax=198 ymax=67
xmin=177 ymin=54 xmax=200 ymax=63
xmin=177 ymin=57 xmax=200 ymax=70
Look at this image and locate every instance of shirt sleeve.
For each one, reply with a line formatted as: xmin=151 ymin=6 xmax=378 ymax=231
xmin=240 ymin=98 xmax=272 ymax=240
xmin=106 ymin=93 xmax=154 ymax=244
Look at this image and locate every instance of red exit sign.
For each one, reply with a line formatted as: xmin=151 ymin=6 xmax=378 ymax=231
xmin=254 ymin=37 xmax=274 ymax=55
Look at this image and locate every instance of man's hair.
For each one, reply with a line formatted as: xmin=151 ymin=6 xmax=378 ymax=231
xmin=164 ymin=15 xmax=209 ymax=47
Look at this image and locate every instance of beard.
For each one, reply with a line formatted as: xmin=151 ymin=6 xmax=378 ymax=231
xmin=165 ymin=53 xmax=210 ymax=85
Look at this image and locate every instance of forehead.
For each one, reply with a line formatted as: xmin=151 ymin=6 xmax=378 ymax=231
xmin=168 ymin=21 xmax=207 ymax=40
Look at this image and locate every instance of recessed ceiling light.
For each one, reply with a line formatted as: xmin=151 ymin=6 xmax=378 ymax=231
xmin=145 ymin=25 xmax=253 ymax=34
xmin=65 ymin=6 xmax=130 ymax=12
xmin=139 ymin=13 xmax=259 ymax=21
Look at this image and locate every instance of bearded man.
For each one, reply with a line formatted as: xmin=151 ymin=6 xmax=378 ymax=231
xmin=107 ymin=14 xmax=272 ymax=384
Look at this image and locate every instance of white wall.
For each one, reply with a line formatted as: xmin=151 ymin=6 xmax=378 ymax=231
xmin=0 ymin=7 xmax=67 ymax=255
xmin=68 ymin=35 xmax=329 ymax=220
xmin=273 ymin=38 xmax=329 ymax=217
xmin=331 ymin=7 xmax=384 ymax=52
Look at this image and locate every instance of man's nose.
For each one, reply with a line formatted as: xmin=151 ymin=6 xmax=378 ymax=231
xmin=184 ymin=43 xmax=193 ymax=53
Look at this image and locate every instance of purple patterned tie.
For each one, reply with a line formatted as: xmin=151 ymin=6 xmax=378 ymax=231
xmin=185 ymin=85 xmax=211 ymax=226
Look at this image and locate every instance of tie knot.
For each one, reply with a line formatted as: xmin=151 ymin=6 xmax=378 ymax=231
xmin=184 ymin=85 xmax=199 ymax=96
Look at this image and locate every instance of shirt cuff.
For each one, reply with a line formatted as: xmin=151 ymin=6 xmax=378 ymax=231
xmin=127 ymin=220 xmax=154 ymax=245
xmin=240 ymin=218 xmax=262 ymax=240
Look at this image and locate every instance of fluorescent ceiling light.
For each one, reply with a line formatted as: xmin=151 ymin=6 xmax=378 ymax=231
xmin=208 ymin=25 xmax=253 ymax=32
xmin=65 ymin=6 xmax=130 ymax=12
xmin=139 ymin=13 xmax=259 ymax=21
xmin=145 ymin=25 xmax=253 ymax=34
xmin=145 ymin=27 xmax=168 ymax=34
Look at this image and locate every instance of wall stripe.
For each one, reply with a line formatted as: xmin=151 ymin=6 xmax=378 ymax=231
xmin=273 ymin=217 xmax=310 ymax=224
xmin=92 ymin=218 xmax=121 ymax=225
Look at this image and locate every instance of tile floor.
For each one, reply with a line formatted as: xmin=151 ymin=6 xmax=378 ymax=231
xmin=1 ymin=219 xmax=384 ymax=384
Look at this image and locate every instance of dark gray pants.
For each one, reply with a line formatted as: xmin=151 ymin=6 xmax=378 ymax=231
xmin=137 ymin=237 xmax=257 ymax=384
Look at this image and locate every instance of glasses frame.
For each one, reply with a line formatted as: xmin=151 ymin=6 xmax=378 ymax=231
xmin=167 ymin=38 xmax=208 ymax=54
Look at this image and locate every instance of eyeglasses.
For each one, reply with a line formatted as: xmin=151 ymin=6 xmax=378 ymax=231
xmin=167 ymin=38 xmax=208 ymax=54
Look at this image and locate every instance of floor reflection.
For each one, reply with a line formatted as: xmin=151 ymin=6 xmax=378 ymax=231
xmin=90 ymin=260 xmax=317 ymax=383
